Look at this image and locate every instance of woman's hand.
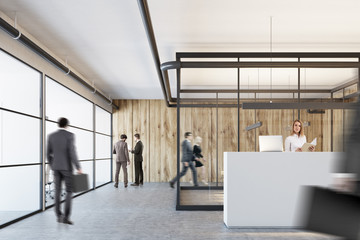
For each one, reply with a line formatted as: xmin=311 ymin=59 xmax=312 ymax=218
xmin=308 ymin=146 xmax=315 ymax=152
xmin=295 ymin=148 xmax=302 ymax=152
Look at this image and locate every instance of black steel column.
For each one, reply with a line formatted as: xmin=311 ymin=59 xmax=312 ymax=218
xmin=343 ymin=88 xmax=345 ymax=151
xmin=298 ymin=58 xmax=301 ymax=119
xmin=93 ymin=104 xmax=96 ymax=189
xmin=358 ymin=58 xmax=360 ymax=91
xmin=237 ymin=58 xmax=240 ymax=152
xmin=111 ymin=111 xmax=113 ymax=182
xmin=216 ymin=93 xmax=219 ymax=186
xmin=176 ymin=57 xmax=181 ymax=208
xmin=41 ymin=73 xmax=45 ymax=211
xmin=331 ymin=93 xmax=333 ymax=152
xmin=255 ymin=69 xmax=259 ymax=152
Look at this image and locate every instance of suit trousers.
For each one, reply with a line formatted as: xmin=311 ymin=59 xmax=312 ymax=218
xmin=170 ymin=161 xmax=198 ymax=186
xmin=134 ymin=160 xmax=143 ymax=184
xmin=115 ymin=161 xmax=128 ymax=185
xmin=54 ymin=170 xmax=73 ymax=220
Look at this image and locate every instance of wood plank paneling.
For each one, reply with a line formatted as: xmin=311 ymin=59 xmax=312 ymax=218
xmin=322 ymin=110 xmax=331 ymax=152
xmin=131 ymin=100 xmax=150 ymax=182
xmin=240 ymin=109 xmax=256 ymax=152
xmin=113 ymin=99 xmax=346 ymax=182
xmin=149 ymin=100 xmax=162 ymax=182
xmin=217 ymin=107 xmax=237 ymax=183
xmin=333 ymin=109 xmax=344 ymax=152
xmin=301 ymin=109 xmax=324 ymax=152
xmin=210 ymin=107 xmax=217 ymax=182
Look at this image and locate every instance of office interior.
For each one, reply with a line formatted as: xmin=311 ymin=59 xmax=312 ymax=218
xmin=0 ymin=0 xmax=359 ymax=239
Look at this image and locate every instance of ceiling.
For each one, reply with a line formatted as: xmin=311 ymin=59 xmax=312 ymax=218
xmin=0 ymin=0 xmax=360 ymax=99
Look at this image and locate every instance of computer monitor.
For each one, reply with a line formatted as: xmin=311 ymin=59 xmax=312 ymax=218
xmin=259 ymin=135 xmax=283 ymax=152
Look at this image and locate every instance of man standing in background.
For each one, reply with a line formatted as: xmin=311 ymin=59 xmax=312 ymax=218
xmin=113 ymin=134 xmax=130 ymax=188
xmin=130 ymin=133 xmax=144 ymax=186
xmin=47 ymin=117 xmax=82 ymax=225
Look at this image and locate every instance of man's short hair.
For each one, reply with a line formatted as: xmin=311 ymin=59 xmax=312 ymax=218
xmin=58 ymin=118 xmax=69 ymax=128
xmin=134 ymin=133 xmax=140 ymax=139
xmin=184 ymin=132 xmax=192 ymax=138
xmin=120 ymin=134 xmax=127 ymax=139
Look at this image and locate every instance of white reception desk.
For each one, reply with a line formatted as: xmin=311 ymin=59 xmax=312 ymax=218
xmin=224 ymin=152 xmax=341 ymax=228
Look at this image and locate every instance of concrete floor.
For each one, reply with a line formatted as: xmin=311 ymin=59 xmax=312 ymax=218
xmin=0 ymin=183 xmax=342 ymax=240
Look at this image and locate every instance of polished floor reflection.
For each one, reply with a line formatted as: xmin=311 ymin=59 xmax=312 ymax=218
xmin=0 ymin=183 xmax=341 ymax=240
xmin=180 ymin=189 xmax=223 ymax=205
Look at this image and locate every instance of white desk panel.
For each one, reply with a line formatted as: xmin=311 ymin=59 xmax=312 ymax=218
xmin=224 ymin=152 xmax=341 ymax=228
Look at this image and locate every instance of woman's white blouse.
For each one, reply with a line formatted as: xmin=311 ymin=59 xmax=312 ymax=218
xmin=285 ymin=134 xmax=307 ymax=152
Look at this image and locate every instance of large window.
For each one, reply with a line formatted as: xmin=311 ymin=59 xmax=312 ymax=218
xmin=46 ymin=78 xmax=93 ymax=130
xmin=44 ymin=77 xmax=112 ymax=205
xmin=0 ymin=49 xmax=112 ymax=227
xmin=0 ymin=111 xmax=41 ymax=166
xmin=95 ymin=106 xmax=112 ymax=187
xmin=0 ymin=165 xmax=41 ymax=224
xmin=0 ymin=51 xmax=41 ymax=117
xmin=0 ymin=50 xmax=42 ymax=226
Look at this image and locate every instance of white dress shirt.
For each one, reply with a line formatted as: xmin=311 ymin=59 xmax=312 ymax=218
xmin=284 ymin=134 xmax=307 ymax=152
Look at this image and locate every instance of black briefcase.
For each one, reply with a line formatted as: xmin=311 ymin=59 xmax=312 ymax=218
xmin=72 ymin=173 xmax=89 ymax=193
xmin=301 ymin=186 xmax=360 ymax=239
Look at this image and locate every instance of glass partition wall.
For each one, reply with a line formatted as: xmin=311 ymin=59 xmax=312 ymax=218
xmin=0 ymin=49 xmax=112 ymax=228
xmin=0 ymin=50 xmax=42 ymax=224
xmin=173 ymin=54 xmax=359 ymax=210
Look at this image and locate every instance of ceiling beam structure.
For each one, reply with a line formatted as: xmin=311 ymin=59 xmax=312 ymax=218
xmin=137 ymin=0 xmax=172 ymax=107
xmin=0 ymin=17 xmax=119 ymax=110
xmin=138 ymin=0 xmax=360 ymax=109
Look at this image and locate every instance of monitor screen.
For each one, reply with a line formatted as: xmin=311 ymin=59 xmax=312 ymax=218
xmin=259 ymin=135 xmax=283 ymax=152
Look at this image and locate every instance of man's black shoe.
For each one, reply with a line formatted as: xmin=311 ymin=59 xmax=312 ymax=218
xmin=131 ymin=183 xmax=139 ymax=186
xmin=62 ymin=219 xmax=73 ymax=225
xmin=169 ymin=181 xmax=174 ymax=188
xmin=114 ymin=183 xmax=118 ymax=188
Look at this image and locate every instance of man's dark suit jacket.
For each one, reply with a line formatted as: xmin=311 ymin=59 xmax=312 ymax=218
xmin=47 ymin=129 xmax=80 ymax=172
xmin=131 ymin=140 xmax=144 ymax=162
xmin=181 ymin=140 xmax=193 ymax=163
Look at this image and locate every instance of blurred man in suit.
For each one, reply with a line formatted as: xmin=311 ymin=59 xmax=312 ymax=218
xmin=169 ymin=132 xmax=198 ymax=188
xmin=47 ymin=118 xmax=82 ymax=225
xmin=336 ymin=99 xmax=360 ymax=193
xmin=130 ymin=133 xmax=144 ymax=186
xmin=113 ymin=134 xmax=130 ymax=188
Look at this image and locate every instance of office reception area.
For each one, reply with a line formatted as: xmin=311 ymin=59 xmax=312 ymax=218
xmin=1 ymin=0 xmax=360 ymax=239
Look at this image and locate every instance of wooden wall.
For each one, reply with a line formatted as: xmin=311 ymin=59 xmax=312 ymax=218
xmin=113 ymin=99 xmax=347 ymax=183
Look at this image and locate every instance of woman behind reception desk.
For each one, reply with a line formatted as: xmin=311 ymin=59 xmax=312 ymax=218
xmin=285 ymin=119 xmax=315 ymax=152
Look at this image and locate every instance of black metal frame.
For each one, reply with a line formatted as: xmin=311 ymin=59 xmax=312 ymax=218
xmin=137 ymin=0 xmax=360 ymax=211
xmin=172 ymin=54 xmax=359 ymax=210
xmin=162 ymin=53 xmax=360 ymax=108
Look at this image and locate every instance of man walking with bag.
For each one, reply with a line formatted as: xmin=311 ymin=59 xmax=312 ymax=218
xmin=169 ymin=132 xmax=198 ymax=188
xmin=47 ymin=117 xmax=82 ymax=225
